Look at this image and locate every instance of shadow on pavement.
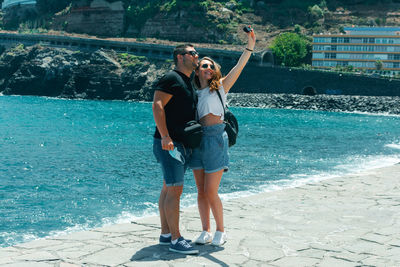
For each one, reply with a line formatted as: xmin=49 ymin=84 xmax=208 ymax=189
xmin=131 ymin=243 xmax=227 ymax=266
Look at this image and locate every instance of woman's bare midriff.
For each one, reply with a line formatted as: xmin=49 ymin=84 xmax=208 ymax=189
xmin=199 ymin=113 xmax=224 ymax=126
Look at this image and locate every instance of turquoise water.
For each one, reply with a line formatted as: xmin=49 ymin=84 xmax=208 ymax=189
xmin=1 ymin=95 xmax=400 ymax=248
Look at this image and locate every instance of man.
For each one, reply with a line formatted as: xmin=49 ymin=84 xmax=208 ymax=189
xmin=152 ymin=44 xmax=199 ymax=254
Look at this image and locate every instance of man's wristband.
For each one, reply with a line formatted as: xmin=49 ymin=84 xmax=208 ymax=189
xmin=161 ymin=134 xmax=170 ymax=139
xmin=245 ymin=48 xmax=253 ymax=52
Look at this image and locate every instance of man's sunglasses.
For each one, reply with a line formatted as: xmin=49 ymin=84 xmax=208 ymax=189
xmin=181 ymin=51 xmax=199 ymax=57
xmin=200 ymin=63 xmax=215 ymax=70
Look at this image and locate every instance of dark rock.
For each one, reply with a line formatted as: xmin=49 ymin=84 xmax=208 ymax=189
xmin=227 ymin=93 xmax=400 ymax=115
xmin=0 ymin=45 xmax=171 ymax=100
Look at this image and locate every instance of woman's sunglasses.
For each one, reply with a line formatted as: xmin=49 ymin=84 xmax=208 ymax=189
xmin=200 ymin=63 xmax=215 ymax=70
xmin=181 ymin=51 xmax=199 ymax=57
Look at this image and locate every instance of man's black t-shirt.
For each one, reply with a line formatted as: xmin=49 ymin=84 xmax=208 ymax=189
xmin=153 ymin=70 xmax=197 ymax=142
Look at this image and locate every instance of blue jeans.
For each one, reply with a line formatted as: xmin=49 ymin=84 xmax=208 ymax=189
xmin=190 ymin=124 xmax=229 ymax=173
xmin=153 ymin=138 xmax=192 ymax=186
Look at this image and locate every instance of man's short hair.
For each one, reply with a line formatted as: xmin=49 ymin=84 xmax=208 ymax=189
xmin=173 ymin=44 xmax=194 ymax=65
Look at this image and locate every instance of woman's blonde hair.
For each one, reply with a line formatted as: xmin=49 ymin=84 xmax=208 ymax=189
xmin=194 ymin=57 xmax=222 ymax=92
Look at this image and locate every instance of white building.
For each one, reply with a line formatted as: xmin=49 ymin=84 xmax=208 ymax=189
xmin=312 ymin=27 xmax=400 ymax=74
xmin=2 ymin=0 xmax=36 ymax=9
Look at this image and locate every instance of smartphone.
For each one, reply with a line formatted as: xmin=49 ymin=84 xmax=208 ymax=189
xmin=243 ymin=26 xmax=252 ymax=33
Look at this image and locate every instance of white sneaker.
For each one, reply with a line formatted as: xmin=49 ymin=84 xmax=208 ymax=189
xmin=194 ymin=231 xmax=213 ymax=244
xmin=211 ymin=231 xmax=227 ymax=246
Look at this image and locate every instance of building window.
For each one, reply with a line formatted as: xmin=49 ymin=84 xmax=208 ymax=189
xmin=313 ymin=53 xmax=324 ymax=59
xmin=351 ymin=38 xmax=363 ymax=43
xmin=325 ymin=53 xmax=336 ymax=59
xmin=337 ymin=61 xmax=348 ymax=67
xmin=388 ymin=54 xmax=400 ymax=60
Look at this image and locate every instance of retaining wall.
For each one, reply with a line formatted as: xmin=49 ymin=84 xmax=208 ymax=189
xmin=231 ymin=65 xmax=400 ymax=96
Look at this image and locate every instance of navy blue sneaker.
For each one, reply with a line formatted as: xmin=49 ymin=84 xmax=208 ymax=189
xmin=169 ymin=237 xmax=199 ymax=254
xmin=159 ymin=235 xmax=192 ymax=246
xmin=159 ymin=235 xmax=172 ymax=245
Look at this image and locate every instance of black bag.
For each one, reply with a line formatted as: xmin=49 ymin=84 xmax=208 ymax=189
xmin=182 ymin=120 xmax=202 ymax=148
xmin=216 ymin=90 xmax=239 ymax=147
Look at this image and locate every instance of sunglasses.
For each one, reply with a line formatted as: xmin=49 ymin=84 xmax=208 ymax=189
xmin=181 ymin=50 xmax=199 ymax=57
xmin=200 ymin=63 xmax=215 ymax=70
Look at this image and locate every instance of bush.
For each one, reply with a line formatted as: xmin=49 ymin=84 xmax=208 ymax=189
xmin=308 ymin=4 xmax=324 ymax=20
xmin=117 ymin=53 xmax=146 ymax=68
xmin=269 ymin=32 xmax=310 ymax=67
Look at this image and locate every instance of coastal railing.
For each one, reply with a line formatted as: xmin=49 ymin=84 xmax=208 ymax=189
xmin=0 ymin=32 xmax=270 ymax=66
xmin=1 ymin=0 xmax=36 ymax=9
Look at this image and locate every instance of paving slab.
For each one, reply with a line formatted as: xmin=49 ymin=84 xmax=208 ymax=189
xmin=0 ymin=164 xmax=399 ymax=266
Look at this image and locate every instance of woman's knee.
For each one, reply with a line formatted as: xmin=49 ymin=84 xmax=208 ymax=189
xmin=197 ymin=187 xmax=207 ymax=199
xmin=205 ymin=189 xmax=219 ymax=201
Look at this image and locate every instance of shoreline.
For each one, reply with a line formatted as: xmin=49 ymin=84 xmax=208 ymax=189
xmin=1 ymin=163 xmax=400 ymax=266
xmin=2 ymin=154 xmax=399 ymax=250
xmin=2 ymin=93 xmax=400 ymax=116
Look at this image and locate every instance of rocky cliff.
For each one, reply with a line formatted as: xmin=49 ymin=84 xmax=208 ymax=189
xmin=0 ymin=44 xmax=170 ymax=100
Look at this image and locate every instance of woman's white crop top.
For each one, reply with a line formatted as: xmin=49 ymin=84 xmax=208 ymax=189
xmin=197 ymin=85 xmax=227 ymax=120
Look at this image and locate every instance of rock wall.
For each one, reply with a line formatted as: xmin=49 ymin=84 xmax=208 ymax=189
xmin=230 ymin=65 xmax=400 ymax=97
xmin=53 ymin=0 xmax=124 ymax=37
xmin=0 ymin=45 xmax=169 ymax=100
xmin=128 ymin=11 xmax=208 ymax=42
xmin=126 ymin=7 xmax=239 ymax=43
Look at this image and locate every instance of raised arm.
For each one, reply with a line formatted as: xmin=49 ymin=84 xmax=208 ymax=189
xmin=221 ymin=28 xmax=256 ymax=93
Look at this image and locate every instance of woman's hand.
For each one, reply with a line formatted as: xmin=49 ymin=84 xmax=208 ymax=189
xmin=246 ymin=27 xmax=256 ymax=51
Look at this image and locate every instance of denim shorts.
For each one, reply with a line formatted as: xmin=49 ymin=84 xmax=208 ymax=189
xmin=190 ymin=123 xmax=229 ymax=173
xmin=153 ymin=138 xmax=192 ymax=187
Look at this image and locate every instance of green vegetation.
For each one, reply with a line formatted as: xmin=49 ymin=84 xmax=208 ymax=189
xmin=375 ymin=60 xmax=383 ymax=71
xmin=125 ymin=1 xmax=162 ymax=31
xmin=2 ymin=43 xmax=26 ymax=57
xmin=124 ymin=0 xmax=251 ymax=36
xmin=269 ymin=32 xmax=311 ymax=67
xmin=11 ymin=43 xmax=25 ymax=52
xmin=116 ymin=53 xmax=146 ymax=68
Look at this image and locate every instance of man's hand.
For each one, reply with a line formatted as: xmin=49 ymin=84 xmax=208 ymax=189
xmin=161 ymin=135 xmax=174 ymax=151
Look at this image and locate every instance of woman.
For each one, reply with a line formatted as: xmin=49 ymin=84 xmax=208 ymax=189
xmin=190 ymin=27 xmax=256 ymax=246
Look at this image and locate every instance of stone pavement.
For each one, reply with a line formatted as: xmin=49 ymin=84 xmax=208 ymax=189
xmin=1 ymin=164 xmax=400 ymax=267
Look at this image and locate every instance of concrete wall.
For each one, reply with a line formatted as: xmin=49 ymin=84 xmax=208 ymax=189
xmin=231 ymin=65 xmax=400 ymax=96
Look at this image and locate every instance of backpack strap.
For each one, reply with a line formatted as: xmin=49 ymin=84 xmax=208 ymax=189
xmin=216 ymin=89 xmax=226 ymax=118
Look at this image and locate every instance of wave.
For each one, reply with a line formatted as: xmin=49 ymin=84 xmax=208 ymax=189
xmin=2 ymin=154 xmax=399 ymax=249
xmin=385 ymin=143 xmax=400 ymax=150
